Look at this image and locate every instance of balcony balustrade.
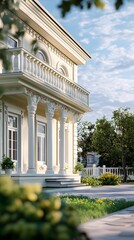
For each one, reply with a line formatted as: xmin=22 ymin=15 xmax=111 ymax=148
xmin=2 ymin=48 xmax=89 ymax=107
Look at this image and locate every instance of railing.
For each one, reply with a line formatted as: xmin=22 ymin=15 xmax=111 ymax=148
xmin=2 ymin=48 xmax=89 ymax=106
xmin=82 ymin=165 xmax=134 ymax=180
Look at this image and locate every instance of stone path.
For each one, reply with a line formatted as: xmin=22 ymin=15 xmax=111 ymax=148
xmin=45 ymin=184 xmax=134 ymax=200
xmin=79 ymin=206 xmax=134 ymax=240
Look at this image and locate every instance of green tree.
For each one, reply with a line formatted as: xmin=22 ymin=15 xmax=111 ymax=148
xmin=77 ymin=121 xmax=94 ymax=166
xmin=91 ymin=117 xmax=118 ymax=167
xmin=112 ymin=108 xmax=134 ymax=182
xmin=58 ymin=0 xmax=127 ymax=17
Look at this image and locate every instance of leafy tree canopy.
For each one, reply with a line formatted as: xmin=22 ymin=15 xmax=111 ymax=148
xmin=78 ymin=108 xmax=134 ymax=172
xmin=58 ymin=0 xmax=127 ymax=17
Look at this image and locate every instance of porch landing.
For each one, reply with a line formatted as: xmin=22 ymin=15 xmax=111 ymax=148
xmin=11 ymin=174 xmax=83 ymax=188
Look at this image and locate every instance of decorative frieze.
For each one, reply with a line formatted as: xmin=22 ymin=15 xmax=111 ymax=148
xmin=24 ymin=25 xmax=73 ymax=66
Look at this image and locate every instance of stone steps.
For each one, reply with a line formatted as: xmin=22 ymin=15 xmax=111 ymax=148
xmin=45 ymin=177 xmax=85 ymax=188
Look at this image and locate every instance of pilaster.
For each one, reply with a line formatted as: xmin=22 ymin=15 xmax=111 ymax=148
xmin=3 ymin=104 xmax=8 ymax=156
xmin=72 ymin=112 xmax=84 ymax=168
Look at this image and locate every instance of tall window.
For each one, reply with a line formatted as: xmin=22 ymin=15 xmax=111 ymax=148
xmin=7 ymin=36 xmax=17 ymax=48
xmin=8 ymin=114 xmax=18 ymax=160
xmin=37 ymin=123 xmax=46 ymax=163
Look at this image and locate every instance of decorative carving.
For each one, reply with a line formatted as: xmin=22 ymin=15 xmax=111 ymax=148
xmin=73 ymin=113 xmax=83 ymax=123
xmin=60 ymin=107 xmax=68 ymax=122
xmin=25 ymin=88 xmax=40 ymax=106
xmin=24 ymin=25 xmax=73 ymax=66
xmin=46 ymin=101 xmax=56 ymax=118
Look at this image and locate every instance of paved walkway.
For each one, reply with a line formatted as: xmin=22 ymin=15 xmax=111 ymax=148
xmin=45 ymin=184 xmax=134 ymax=200
xmin=44 ymin=184 xmax=134 ymax=240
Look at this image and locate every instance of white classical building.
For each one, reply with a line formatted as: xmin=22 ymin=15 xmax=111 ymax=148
xmin=0 ymin=0 xmax=91 ymax=186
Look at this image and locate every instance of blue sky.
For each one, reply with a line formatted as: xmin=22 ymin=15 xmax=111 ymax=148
xmin=39 ymin=0 xmax=134 ymax=123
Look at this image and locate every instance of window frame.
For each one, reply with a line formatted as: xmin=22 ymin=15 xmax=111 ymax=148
xmin=7 ymin=35 xmax=18 ymax=48
xmin=7 ymin=113 xmax=19 ymax=162
xmin=37 ymin=121 xmax=47 ymax=164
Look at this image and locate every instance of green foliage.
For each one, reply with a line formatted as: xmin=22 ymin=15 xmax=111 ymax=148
xmin=1 ymin=155 xmax=14 ymax=170
xmin=0 ymin=176 xmax=83 ymax=240
xmin=58 ymin=0 xmax=125 ymax=17
xmin=61 ymin=195 xmax=134 ymax=223
xmin=113 ymin=108 xmax=134 ymax=182
xmin=81 ymin=176 xmax=101 ymax=186
xmin=0 ymin=0 xmax=24 ymax=70
xmin=74 ymin=162 xmax=84 ymax=173
xmin=99 ymin=173 xmax=121 ymax=185
xmin=77 ymin=121 xmax=94 ymax=166
xmin=92 ymin=117 xmax=117 ymax=167
xmin=81 ymin=108 xmax=134 ymax=171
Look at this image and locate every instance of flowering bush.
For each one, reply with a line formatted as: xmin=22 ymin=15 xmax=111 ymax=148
xmin=0 ymin=176 xmax=89 ymax=240
xmin=81 ymin=177 xmax=101 ymax=186
xmin=99 ymin=173 xmax=121 ymax=185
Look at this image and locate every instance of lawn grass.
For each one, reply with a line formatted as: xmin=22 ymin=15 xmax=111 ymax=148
xmin=61 ymin=195 xmax=134 ymax=223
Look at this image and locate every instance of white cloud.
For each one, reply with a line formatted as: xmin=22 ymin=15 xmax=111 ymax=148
xmin=41 ymin=0 xmax=134 ymax=122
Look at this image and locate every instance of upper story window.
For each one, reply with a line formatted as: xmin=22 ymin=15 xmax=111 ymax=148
xmin=7 ymin=36 xmax=18 ymax=48
xmin=59 ymin=67 xmax=66 ymax=76
xmin=36 ymin=50 xmax=48 ymax=63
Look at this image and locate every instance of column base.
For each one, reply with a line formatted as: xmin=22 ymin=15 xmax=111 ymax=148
xmin=27 ymin=169 xmax=36 ymax=174
xmin=59 ymin=170 xmax=66 ymax=175
xmin=45 ymin=169 xmax=54 ymax=175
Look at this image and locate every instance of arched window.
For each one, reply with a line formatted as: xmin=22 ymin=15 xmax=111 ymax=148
xmin=58 ymin=67 xmax=66 ymax=76
xmin=57 ymin=64 xmax=68 ymax=77
xmin=36 ymin=50 xmax=48 ymax=63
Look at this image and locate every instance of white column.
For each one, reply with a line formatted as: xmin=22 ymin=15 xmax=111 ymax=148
xmin=27 ymin=95 xmax=39 ymax=174
xmin=66 ymin=123 xmax=73 ymax=174
xmin=73 ymin=113 xmax=83 ymax=168
xmin=59 ymin=109 xmax=68 ymax=174
xmin=45 ymin=102 xmax=55 ymax=175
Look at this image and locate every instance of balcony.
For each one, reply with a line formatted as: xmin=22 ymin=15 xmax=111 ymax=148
xmin=1 ymin=47 xmax=89 ymax=107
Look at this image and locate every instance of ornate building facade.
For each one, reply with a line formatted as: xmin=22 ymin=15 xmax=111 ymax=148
xmin=0 ymin=0 xmax=91 ymax=186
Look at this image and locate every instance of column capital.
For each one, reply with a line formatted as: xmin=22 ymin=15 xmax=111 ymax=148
xmin=60 ymin=108 xmax=68 ymax=121
xmin=46 ymin=102 xmax=56 ymax=118
xmin=73 ymin=113 xmax=83 ymax=123
xmin=27 ymin=94 xmax=40 ymax=107
xmin=27 ymin=95 xmax=40 ymax=114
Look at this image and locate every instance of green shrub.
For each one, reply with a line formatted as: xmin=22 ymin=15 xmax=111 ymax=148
xmin=74 ymin=162 xmax=84 ymax=173
xmin=1 ymin=155 xmax=14 ymax=170
xmin=99 ymin=173 xmax=121 ymax=185
xmin=81 ymin=177 xmax=101 ymax=186
xmin=0 ymin=176 xmax=87 ymax=240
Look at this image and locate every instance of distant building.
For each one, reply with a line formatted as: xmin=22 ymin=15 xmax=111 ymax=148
xmin=0 ymin=0 xmax=91 ymax=186
xmin=87 ymin=152 xmax=101 ymax=167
